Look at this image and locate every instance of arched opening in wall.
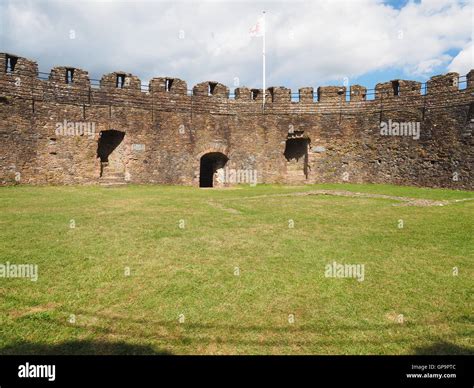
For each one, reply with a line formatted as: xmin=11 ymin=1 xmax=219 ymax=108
xmin=97 ymin=130 xmax=125 ymax=177
xmin=284 ymin=138 xmax=309 ymax=181
xmin=199 ymin=152 xmax=228 ymax=187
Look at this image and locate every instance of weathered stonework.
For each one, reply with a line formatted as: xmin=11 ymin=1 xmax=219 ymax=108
xmin=0 ymin=53 xmax=473 ymax=189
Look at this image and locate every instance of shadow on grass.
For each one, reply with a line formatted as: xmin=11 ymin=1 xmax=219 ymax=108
xmin=0 ymin=340 xmax=172 ymax=355
xmin=413 ymin=341 xmax=474 ymax=355
xmin=3 ymin=297 xmax=472 ymax=353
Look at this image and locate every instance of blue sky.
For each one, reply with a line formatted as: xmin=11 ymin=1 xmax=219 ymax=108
xmin=0 ymin=0 xmax=472 ymax=93
xmin=384 ymin=0 xmax=414 ymax=10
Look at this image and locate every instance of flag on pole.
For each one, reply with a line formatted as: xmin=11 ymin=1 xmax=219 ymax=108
xmin=249 ymin=16 xmax=265 ymax=37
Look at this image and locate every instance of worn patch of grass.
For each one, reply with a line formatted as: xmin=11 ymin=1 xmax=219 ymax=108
xmin=0 ymin=184 xmax=472 ymax=355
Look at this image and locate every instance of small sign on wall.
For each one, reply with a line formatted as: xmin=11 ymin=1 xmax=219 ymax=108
xmin=132 ymin=144 xmax=145 ymax=152
xmin=312 ymin=146 xmax=326 ymax=153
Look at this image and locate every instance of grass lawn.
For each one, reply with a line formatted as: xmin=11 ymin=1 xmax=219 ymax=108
xmin=0 ymin=183 xmax=472 ymax=355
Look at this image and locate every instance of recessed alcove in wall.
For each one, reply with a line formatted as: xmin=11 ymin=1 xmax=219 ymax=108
xmin=97 ymin=130 xmax=125 ymax=177
xmin=284 ymin=138 xmax=308 ymax=161
xmin=97 ymin=130 xmax=125 ymax=163
xmin=199 ymin=152 xmax=228 ymax=187
xmin=284 ymin=138 xmax=309 ymax=180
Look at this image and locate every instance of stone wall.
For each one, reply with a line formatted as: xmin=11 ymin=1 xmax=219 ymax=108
xmin=0 ymin=53 xmax=473 ymax=189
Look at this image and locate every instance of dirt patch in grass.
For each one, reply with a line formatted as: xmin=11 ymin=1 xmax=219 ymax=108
xmin=10 ymin=302 xmax=59 ymax=319
xmin=206 ymin=200 xmax=241 ymax=214
xmin=239 ymin=190 xmax=474 ymax=207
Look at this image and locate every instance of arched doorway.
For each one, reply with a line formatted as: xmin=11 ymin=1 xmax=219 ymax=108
xmin=284 ymin=137 xmax=309 ymax=181
xmin=97 ymin=130 xmax=125 ymax=178
xmin=199 ymin=152 xmax=228 ymax=187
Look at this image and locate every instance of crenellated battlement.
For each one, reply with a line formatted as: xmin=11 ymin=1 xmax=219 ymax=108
xmin=0 ymin=53 xmax=38 ymax=78
xmin=1 ymin=53 xmax=473 ymax=189
xmin=49 ymin=66 xmax=90 ymax=88
xmin=100 ymin=72 xmax=142 ymax=92
xmin=1 ymin=53 xmax=472 ymax=109
xmin=149 ymin=77 xmax=187 ymax=94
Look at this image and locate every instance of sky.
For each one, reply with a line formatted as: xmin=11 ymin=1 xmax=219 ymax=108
xmin=0 ymin=0 xmax=472 ymax=93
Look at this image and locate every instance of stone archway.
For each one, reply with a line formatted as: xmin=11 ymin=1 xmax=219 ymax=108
xmin=97 ymin=130 xmax=126 ymax=178
xmin=199 ymin=152 xmax=229 ymax=187
xmin=284 ymin=137 xmax=309 ymax=182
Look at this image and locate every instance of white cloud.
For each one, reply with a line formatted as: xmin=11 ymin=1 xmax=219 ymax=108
xmin=448 ymin=42 xmax=473 ymax=74
xmin=405 ymin=55 xmax=453 ymax=77
xmin=0 ymin=0 xmax=472 ymax=91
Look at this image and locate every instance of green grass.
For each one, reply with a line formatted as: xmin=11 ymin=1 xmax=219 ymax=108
xmin=0 ymin=183 xmax=472 ymax=355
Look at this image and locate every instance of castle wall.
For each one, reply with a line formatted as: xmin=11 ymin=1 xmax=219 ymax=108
xmin=1 ymin=53 xmax=473 ymax=189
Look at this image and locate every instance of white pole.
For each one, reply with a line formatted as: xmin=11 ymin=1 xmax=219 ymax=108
xmin=262 ymin=11 xmax=266 ymax=112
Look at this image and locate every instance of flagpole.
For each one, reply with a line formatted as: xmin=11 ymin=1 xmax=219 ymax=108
xmin=262 ymin=11 xmax=266 ymax=112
